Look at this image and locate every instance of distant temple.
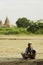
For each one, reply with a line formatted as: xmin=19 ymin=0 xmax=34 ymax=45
xmin=0 ymin=17 xmax=14 ymax=27
xmin=0 ymin=20 xmax=3 ymax=27
xmin=4 ymin=17 xmax=11 ymax=27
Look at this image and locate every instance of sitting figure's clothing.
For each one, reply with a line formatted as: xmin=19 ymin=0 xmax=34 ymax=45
xmin=25 ymin=47 xmax=33 ymax=54
xmin=21 ymin=43 xmax=36 ymax=59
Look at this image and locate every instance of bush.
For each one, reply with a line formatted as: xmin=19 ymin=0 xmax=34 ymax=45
xmin=27 ymin=24 xmax=39 ymax=33
xmin=16 ymin=18 xmax=30 ymax=28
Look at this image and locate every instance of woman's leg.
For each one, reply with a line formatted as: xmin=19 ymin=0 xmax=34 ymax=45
xmin=30 ymin=50 xmax=36 ymax=59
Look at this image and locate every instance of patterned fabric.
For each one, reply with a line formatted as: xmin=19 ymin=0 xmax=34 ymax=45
xmin=25 ymin=47 xmax=33 ymax=54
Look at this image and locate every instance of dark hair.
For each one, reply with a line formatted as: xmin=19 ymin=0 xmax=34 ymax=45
xmin=28 ymin=43 xmax=31 ymax=46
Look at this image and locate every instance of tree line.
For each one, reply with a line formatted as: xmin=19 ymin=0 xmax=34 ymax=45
xmin=0 ymin=17 xmax=43 ymax=35
xmin=16 ymin=18 xmax=43 ymax=34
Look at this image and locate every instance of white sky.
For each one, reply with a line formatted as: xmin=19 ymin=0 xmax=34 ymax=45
xmin=0 ymin=0 xmax=43 ymax=24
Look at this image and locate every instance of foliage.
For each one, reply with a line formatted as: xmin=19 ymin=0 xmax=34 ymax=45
xmin=16 ymin=18 xmax=30 ymax=27
xmin=0 ymin=18 xmax=43 ymax=35
xmin=27 ymin=23 xmax=39 ymax=33
xmin=0 ymin=27 xmax=27 ymax=35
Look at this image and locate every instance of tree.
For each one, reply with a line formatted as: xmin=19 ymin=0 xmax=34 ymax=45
xmin=16 ymin=18 xmax=30 ymax=28
xmin=27 ymin=23 xmax=39 ymax=33
xmin=38 ymin=22 xmax=43 ymax=28
xmin=36 ymin=19 xmax=43 ymax=28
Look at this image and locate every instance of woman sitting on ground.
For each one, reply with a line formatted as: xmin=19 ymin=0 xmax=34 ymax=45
xmin=21 ymin=43 xmax=36 ymax=59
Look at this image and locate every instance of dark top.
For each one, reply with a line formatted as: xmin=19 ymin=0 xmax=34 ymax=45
xmin=25 ymin=47 xmax=33 ymax=54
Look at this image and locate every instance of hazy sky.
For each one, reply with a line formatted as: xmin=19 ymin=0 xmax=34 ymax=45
xmin=0 ymin=0 xmax=43 ymax=25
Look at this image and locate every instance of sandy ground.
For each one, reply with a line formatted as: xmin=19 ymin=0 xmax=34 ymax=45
xmin=0 ymin=35 xmax=43 ymax=59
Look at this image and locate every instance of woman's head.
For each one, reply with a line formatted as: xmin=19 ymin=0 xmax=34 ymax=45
xmin=28 ymin=43 xmax=32 ymax=48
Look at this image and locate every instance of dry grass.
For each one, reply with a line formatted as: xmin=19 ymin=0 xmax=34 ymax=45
xmin=0 ymin=35 xmax=43 ymax=59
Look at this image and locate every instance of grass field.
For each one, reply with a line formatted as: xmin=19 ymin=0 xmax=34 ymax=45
xmin=0 ymin=35 xmax=43 ymax=59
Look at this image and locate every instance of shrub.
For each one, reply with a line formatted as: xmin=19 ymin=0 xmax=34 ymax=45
xmin=16 ymin=18 xmax=30 ymax=28
xmin=27 ymin=24 xmax=39 ymax=33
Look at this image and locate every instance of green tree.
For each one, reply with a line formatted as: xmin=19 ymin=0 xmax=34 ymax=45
xmin=16 ymin=18 xmax=30 ymax=28
xmin=27 ymin=23 xmax=39 ymax=33
xmin=36 ymin=19 xmax=43 ymax=28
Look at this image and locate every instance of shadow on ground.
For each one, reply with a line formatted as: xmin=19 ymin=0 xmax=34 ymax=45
xmin=0 ymin=58 xmax=43 ymax=65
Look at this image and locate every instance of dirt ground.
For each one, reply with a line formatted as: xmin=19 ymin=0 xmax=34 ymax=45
xmin=0 ymin=35 xmax=43 ymax=59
